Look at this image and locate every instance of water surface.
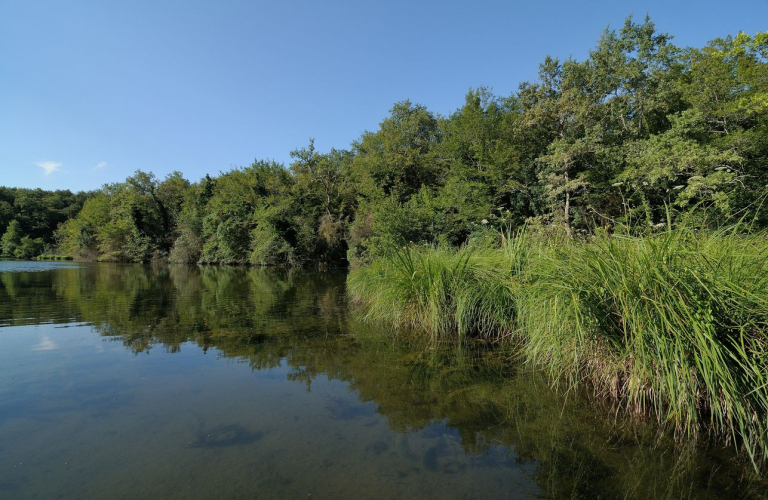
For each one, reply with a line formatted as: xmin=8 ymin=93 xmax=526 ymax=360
xmin=0 ymin=261 xmax=764 ymax=499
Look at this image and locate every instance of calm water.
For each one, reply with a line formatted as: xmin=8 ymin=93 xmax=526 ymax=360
xmin=0 ymin=261 xmax=764 ymax=499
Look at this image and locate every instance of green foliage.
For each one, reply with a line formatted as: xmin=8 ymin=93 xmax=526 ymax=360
xmin=1 ymin=219 xmax=23 ymax=257
xmin=199 ymin=160 xmax=294 ymax=264
xmin=348 ymin=242 xmax=517 ymax=340
xmin=250 ymin=221 xmax=296 ymax=266
xmin=0 ymin=220 xmax=45 ymax=260
xmin=56 ymin=193 xmax=109 ymax=260
xmin=350 ymin=225 xmax=768 ymax=470
xmin=518 ymin=226 xmax=768 ymax=469
xmin=351 ymin=100 xmax=442 ymax=202
xmin=169 ymin=175 xmax=213 ymax=264
xmin=35 ymin=254 xmax=73 ymax=261
xmin=0 ymin=186 xmax=88 ymax=259
xmin=45 ymin=20 xmax=768 ymax=267
xmin=15 ymin=236 xmax=45 ymax=259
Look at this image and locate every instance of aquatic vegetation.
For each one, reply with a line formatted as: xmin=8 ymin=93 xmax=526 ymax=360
xmin=348 ymin=226 xmax=768 ymax=470
xmin=188 ymin=423 xmax=263 ymax=448
xmin=347 ymin=243 xmax=516 ymax=340
xmin=519 ymin=226 xmax=768 ymax=469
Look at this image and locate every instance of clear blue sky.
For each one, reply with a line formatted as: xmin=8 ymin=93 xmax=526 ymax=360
xmin=2 ymin=0 xmax=766 ymax=192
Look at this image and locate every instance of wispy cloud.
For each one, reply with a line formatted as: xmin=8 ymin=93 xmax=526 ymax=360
xmin=35 ymin=161 xmax=63 ymax=176
xmin=32 ymin=335 xmax=57 ymax=351
xmin=93 ymin=161 xmax=107 ymax=171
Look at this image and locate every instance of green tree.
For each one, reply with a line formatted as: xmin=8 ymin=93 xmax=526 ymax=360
xmin=15 ymin=236 xmax=44 ymax=259
xmin=44 ymin=19 xmax=768 ymax=264
xmin=200 ymin=160 xmax=293 ymax=265
xmin=1 ymin=219 xmax=22 ymax=257
xmin=289 ymin=140 xmax=356 ymax=264
xmin=352 ymin=101 xmax=442 ymax=202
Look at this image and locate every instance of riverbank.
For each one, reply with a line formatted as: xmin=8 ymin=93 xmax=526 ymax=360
xmin=347 ymin=226 xmax=768 ymax=471
xmin=34 ymin=254 xmax=74 ymax=261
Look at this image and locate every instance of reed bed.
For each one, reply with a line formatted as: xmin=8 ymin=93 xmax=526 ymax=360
xmin=347 ymin=244 xmax=517 ymax=340
xmin=518 ymin=227 xmax=768 ymax=469
xmin=347 ymin=227 xmax=768 ymax=469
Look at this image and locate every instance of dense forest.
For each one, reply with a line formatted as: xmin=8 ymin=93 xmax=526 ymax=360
xmin=3 ymin=18 xmax=767 ymax=265
xmin=0 ymin=187 xmax=89 ymax=259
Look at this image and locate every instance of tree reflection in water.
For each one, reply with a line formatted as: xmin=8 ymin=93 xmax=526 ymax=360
xmin=0 ymin=262 xmax=765 ymax=499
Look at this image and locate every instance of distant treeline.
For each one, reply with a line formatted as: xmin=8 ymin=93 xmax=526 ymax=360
xmin=11 ymin=17 xmax=768 ymax=264
xmin=0 ymin=187 xmax=89 ymax=259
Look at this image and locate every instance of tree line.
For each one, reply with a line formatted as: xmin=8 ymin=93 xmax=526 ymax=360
xmin=11 ymin=17 xmax=767 ymax=265
xmin=0 ymin=187 xmax=88 ymax=259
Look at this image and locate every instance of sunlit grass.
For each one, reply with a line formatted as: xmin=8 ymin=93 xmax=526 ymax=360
xmin=348 ymin=226 xmax=768 ymax=470
xmin=347 ymin=243 xmax=517 ymax=341
xmin=519 ymin=226 xmax=768 ymax=468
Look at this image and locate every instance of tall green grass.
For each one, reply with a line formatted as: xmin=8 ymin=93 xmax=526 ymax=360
xmin=347 ymin=243 xmax=517 ymax=341
xmin=518 ymin=227 xmax=768 ymax=469
xmin=347 ymin=227 xmax=768 ymax=470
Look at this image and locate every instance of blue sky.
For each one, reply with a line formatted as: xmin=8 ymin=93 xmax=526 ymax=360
xmin=2 ymin=0 xmax=767 ymax=192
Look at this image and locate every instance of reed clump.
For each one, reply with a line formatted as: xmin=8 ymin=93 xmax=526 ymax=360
xmin=347 ymin=243 xmax=518 ymax=340
xmin=347 ymin=226 xmax=768 ymax=469
xmin=518 ymin=226 xmax=768 ymax=468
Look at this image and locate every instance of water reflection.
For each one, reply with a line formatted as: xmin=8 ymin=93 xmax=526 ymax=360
xmin=0 ymin=261 xmax=765 ymax=499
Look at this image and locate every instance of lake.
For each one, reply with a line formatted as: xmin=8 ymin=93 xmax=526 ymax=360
xmin=0 ymin=261 xmax=764 ymax=499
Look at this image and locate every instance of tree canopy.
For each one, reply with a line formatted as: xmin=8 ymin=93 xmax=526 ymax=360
xmin=40 ymin=18 xmax=768 ymax=265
